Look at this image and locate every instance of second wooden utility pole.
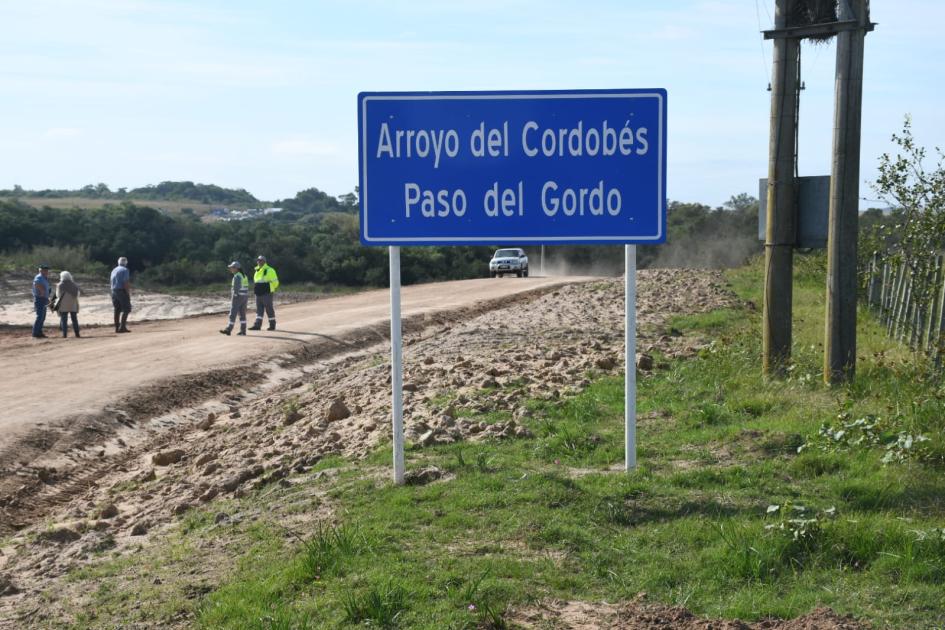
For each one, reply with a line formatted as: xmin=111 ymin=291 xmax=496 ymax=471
xmin=824 ymin=0 xmax=869 ymax=384
xmin=763 ymin=0 xmax=800 ymax=377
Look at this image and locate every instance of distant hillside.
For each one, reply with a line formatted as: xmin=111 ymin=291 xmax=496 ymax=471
xmin=9 ymin=197 xmax=224 ymax=217
xmin=0 ymin=182 xmax=259 ymax=206
xmin=0 ymin=183 xmax=359 ymax=222
xmin=271 ymin=187 xmax=358 ymax=223
xmin=129 ymin=181 xmax=258 ymax=205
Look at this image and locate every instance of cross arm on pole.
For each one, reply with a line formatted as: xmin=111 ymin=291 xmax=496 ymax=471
xmin=763 ymin=20 xmax=875 ymax=40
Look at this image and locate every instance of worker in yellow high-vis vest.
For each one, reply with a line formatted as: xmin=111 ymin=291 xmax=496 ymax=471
xmin=249 ymin=255 xmax=280 ymax=331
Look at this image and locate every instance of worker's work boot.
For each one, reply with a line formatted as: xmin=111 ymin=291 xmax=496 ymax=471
xmin=219 ymin=326 xmax=232 ymax=336
xmin=249 ymin=322 xmax=262 ymax=331
xmin=267 ymin=321 xmax=276 ymax=331
xmin=114 ymin=313 xmax=121 ymax=333
xmin=117 ymin=313 xmax=131 ymax=333
xmin=237 ymin=327 xmax=246 ymax=336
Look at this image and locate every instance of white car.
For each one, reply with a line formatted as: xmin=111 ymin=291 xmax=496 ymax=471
xmin=489 ymin=248 xmax=529 ymax=278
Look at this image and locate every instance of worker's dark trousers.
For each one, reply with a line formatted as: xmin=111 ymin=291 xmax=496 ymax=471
xmin=254 ymin=294 xmax=275 ymax=325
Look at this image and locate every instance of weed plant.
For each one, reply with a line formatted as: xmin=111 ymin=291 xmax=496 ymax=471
xmin=341 ymin=580 xmax=407 ymax=627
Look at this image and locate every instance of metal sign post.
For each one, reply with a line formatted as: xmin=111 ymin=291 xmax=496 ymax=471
xmin=389 ymin=246 xmax=405 ymax=484
xmin=625 ymin=245 xmax=637 ymax=470
xmin=358 ymin=89 xmax=666 ymax=483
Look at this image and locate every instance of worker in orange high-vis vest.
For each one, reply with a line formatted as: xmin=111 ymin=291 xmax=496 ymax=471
xmin=249 ymin=255 xmax=279 ymax=331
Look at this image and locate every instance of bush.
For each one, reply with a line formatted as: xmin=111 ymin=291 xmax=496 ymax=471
xmin=138 ymin=259 xmax=221 ymax=287
xmin=0 ymin=245 xmax=108 ymax=276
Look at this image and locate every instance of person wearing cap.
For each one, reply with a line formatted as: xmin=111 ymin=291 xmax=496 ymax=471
xmin=249 ymin=255 xmax=279 ymax=331
xmin=220 ymin=261 xmax=250 ymax=336
xmin=31 ymin=264 xmax=51 ymax=338
xmin=110 ymin=256 xmax=133 ymax=333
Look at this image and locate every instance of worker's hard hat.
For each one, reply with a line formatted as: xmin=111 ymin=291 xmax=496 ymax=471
xmin=227 ymin=261 xmax=241 ymax=269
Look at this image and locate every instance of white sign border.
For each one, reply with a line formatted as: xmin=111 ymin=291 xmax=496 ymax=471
xmin=359 ymin=91 xmax=665 ymax=244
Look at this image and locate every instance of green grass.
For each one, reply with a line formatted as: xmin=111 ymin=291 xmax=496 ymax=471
xmin=57 ymin=255 xmax=945 ymax=628
xmin=15 ymin=196 xmax=227 ymax=215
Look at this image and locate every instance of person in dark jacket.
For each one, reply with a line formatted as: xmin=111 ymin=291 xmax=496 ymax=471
xmin=31 ymin=264 xmax=51 ymax=338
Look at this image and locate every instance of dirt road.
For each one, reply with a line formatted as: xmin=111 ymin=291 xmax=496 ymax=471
xmin=0 ymin=277 xmax=589 ymax=446
xmin=0 ymin=270 xmax=759 ymax=629
xmin=0 ymin=271 xmax=870 ymax=630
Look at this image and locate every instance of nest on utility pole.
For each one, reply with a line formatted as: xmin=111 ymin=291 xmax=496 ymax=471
xmin=788 ymin=0 xmax=842 ymax=41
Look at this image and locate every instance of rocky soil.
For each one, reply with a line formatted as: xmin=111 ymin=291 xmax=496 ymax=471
xmin=510 ymin=598 xmax=869 ymax=629
xmin=0 ymin=270 xmax=862 ymax=629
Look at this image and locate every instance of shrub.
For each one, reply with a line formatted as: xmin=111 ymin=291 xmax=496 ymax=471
xmin=0 ymin=245 xmax=107 ymax=276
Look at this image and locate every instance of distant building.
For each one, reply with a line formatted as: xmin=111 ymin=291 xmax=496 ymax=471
xmin=216 ymin=207 xmax=283 ymax=221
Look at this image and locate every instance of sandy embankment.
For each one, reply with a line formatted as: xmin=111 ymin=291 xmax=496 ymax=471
xmin=0 ymin=272 xmax=224 ymax=327
xmin=0 ymin=270 xmax=766 ymax=629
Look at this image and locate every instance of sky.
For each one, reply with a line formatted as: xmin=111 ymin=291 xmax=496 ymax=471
xmin=1 ymin=0 xmax=942 ymax=208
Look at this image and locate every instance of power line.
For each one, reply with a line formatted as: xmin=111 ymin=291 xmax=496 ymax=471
xmin=754 ymin=0 xmax=771 ymax=84
xmin=760 ymin=0 xmax=772 ymax=24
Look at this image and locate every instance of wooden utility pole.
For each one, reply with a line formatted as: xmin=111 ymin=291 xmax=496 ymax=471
xmin=763 ymin=0 xmax=800 ymax=377
xmin=824 ymin=0 xmax=869 ymax=383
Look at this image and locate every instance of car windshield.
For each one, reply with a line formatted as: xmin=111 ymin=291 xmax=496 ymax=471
xmin=494 ymin=250 xmax=521 ymax=258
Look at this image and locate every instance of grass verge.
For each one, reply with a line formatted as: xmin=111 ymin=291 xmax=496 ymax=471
xmin=62 ymin=256 xmax=945 ymax=628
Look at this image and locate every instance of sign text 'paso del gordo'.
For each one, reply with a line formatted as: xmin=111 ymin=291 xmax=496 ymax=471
xmin=358 ymin=89 xmax=667 ymax=245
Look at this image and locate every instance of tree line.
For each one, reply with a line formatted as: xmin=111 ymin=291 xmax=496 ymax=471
xmin=0 ymin=181 xmax=364 ymax=216
xmin=0 ymin=188 xmax=762 ymax=288
xmin=0 ymin=198 xmax=491 ymax=286
xmin=0 ymin=181 xmax=260 ymax=206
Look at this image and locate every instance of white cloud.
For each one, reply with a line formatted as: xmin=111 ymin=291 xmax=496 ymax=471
xmin=271 ymin=138 xmax=339 ymax=157
xmin=649 ymin=25 xmax=696 ymax=41
xmin=43 ymin=127 xmax=83 ymax=139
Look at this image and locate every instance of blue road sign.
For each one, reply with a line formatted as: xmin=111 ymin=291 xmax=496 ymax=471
xmin=358 ymin=89 xmax=667 ymax=246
